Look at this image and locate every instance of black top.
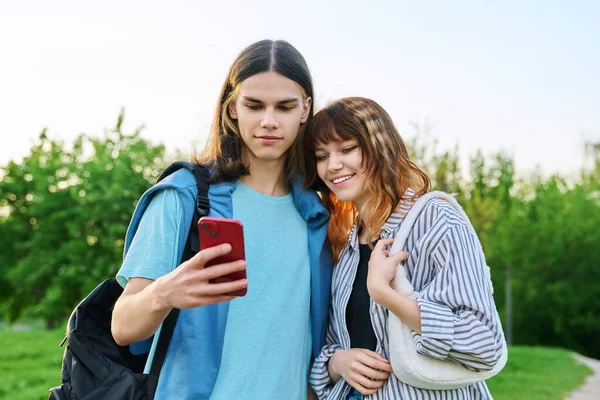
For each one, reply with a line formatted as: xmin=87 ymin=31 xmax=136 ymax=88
xmin=346 ymin=243 xmax=378 ymax=351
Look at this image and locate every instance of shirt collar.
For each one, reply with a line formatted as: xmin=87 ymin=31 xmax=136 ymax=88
xmin=347 ymin=188 xmax=417 ymax=251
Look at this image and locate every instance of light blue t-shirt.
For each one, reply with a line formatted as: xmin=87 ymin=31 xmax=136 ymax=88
xmin=210 ymin=181 xmax=311 ymax=400
xmin=117 ymin=181 xmax=312 ymax=399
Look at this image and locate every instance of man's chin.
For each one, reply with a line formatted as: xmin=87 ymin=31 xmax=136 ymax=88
xmin=246 ymin=149 xmax=287 ymax=163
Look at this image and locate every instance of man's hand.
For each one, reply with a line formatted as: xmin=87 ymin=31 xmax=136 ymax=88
xmin=154 ymin=243 xmax=248 ymax=311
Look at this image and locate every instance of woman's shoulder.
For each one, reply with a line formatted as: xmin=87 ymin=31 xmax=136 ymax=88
xmin=411 ymin=195 xmax=469 ymax=232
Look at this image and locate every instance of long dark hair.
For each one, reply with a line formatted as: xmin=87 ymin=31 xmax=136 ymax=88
xmin=196 ymin=39 xmax=314 ymax=182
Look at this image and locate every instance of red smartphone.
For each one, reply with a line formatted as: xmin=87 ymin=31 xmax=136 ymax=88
xmin=198 ymin=216 xmax=247 ymax=297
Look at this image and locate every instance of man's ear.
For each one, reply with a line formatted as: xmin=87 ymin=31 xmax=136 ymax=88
xmin=300 ymin=97 xmax=312 ymax=123
xmin=228 ymin=101 xmax=238 ymax=120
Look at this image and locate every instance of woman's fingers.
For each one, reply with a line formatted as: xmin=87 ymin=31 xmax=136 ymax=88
xmin=353 ymin=361 xmax=390 ymax=381
xmin=349 ymin=373 xmax=382 ymax=391
xmin=373 ymin=239 xmax=409 ymax=263
xmin=358 ymin=350 xmax=393 ymax=372
xmin=374 ymin=238 xmax=394 ymax=250
xmin=390 ymin=250 xmax=410 ymax=264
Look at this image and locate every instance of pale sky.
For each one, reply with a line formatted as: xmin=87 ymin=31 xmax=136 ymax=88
xmin=1 ymin=1 xmax=598 ymax=177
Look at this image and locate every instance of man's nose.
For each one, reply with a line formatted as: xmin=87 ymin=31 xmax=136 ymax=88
xmin=260 ymin=108 xmax=279 ymax=129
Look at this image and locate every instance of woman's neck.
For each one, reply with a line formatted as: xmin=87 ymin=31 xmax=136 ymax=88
xmin=356 ymin=199 xmax=372 ymax=244
xmin=355 ymin=199 xmax=403 ymax=244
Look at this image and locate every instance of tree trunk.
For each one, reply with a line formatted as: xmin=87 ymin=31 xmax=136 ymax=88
xmin=46 ymin=318 xmax=56 ymax=330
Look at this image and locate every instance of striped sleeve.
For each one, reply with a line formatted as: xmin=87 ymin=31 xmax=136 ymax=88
xmin=412 ymin=216 xmax=505 ymax=371
xmin=309 ymin=305 xmax=343 ymax=398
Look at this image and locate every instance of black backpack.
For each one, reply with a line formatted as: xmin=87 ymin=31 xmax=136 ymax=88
xmin=48 ymin=162 xmax=210 ymax=400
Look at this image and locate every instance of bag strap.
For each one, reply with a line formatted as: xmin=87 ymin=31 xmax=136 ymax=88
xmin=389 ymin=191 xmax=493 ymax=296
xmin=149 ymin=161 xmax=211 ymax=376
xmin=388 ymin=192 xmax=456 ymax=256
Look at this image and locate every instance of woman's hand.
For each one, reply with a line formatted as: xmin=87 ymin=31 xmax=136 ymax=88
xmin=328 ymin=348 xmax=392 ymax=395
xmin=367 ymin=239 xmax=409 ymax=302
xmin=366 ymin=239 xmax=423 ymax=333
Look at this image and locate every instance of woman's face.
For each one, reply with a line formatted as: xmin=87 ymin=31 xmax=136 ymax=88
xmin=314 ymin=138 xmax=369 ymax=206
xmin=229 ymin=71 xmax=311 ymax=166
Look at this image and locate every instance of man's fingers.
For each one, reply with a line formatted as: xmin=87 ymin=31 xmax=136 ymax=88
xmin=209 ymin=294 xmax=237 ymax=304
xmin=200 ymin=279 xmax=248 ymax=296
xmin=200 ymin=260 xmax=246 ymax=280
xmin=189 ymin=244 xmax=232 ymax=269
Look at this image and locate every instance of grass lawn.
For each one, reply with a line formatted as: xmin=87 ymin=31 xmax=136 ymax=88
xmin=0 ymin=329 xmax=594 ymax=400
xmin=0 ymin=329 xmax=65 ymax=400
xmin=487 ymin=346 xmax=593 ymax=400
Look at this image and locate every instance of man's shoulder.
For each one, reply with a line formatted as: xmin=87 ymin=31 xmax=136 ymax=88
xmin=154 ymin=168 xmax=199 ymax=192
xmin=290 ymin=179 xmax=329 ymax=221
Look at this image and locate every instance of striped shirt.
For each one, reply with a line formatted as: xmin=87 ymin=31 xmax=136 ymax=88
xmin=310 ymin=196 xmax=505 ymax=399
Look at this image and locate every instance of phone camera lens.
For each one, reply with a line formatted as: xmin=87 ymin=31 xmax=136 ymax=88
xmin=210 ymin=231 xmax=217 ymax=238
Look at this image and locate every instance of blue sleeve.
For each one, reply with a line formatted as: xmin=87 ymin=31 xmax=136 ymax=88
xmin=116 ymin=188 xmax=184 ymax=287
xmin=116 ymin=188 xmax=183 ymax=356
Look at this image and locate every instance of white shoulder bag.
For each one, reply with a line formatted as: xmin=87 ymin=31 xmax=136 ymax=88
xmin=387 ymin=191 xmax=508 ymax=390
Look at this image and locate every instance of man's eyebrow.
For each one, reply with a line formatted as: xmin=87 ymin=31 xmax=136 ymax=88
xmin=277 ymin=98 xmax=301 ymax=104
xmin=241 ymin=96 xmax=263 ymax=103
xmin=241 ymin=96 xmax=300 ymax=104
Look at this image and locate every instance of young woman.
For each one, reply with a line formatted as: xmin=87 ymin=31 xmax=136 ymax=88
xmin=112 ymin=40 xmax=331 ymax=399
xmin=303 ymin=97 xmax=505 ymax=399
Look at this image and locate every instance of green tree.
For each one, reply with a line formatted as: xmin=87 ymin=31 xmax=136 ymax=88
xmin=0 ymin=111 xmax=167 ymax=328
xmin=509 ymin=158 xmax=600 ymax=357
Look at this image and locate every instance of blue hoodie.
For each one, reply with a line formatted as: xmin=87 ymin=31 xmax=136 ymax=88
xmin=121 ymin=169 xmax=332 ymax=399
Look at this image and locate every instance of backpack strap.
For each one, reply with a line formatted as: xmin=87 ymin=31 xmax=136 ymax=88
xmin=156 ymin=161 xmax=211 ymax=253
xmin=149 ymin=161 xmax=211 ymax=377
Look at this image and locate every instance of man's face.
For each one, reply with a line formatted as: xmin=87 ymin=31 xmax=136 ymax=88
xmin=229 ymin=71 xmax=311 ymax=166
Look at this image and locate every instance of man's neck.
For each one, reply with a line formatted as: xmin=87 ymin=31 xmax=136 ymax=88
xmin=240 ymin=157 xmax=290 ymax=197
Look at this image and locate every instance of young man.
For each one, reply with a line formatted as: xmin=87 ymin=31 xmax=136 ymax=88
xmin=111 ymin=40 xmax=332 ymax=399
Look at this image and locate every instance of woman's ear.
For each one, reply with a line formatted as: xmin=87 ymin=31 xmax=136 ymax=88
xmin=300 ymin=97 xmax=312 ymax=123
xmin=228 ymin=101 xmax=238 ymax=120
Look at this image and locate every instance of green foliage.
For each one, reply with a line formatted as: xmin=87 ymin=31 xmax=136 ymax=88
xmin=0 ymin=110 xmax=167 ymax=327
xmin=506 ymin=176 xmax=600 ymax=356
